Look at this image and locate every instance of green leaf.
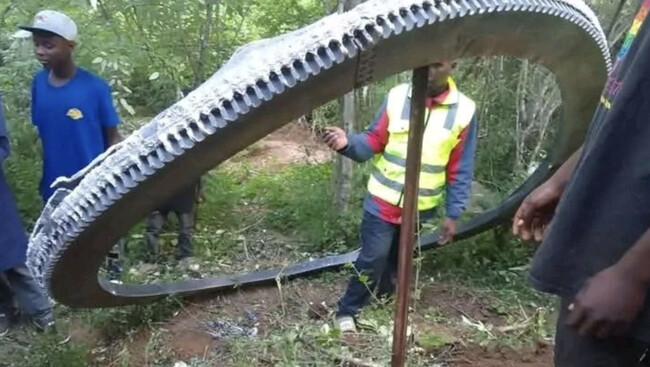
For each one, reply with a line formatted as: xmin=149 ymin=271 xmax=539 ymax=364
xmin=92 ymin=57 xmax=103 ymax=64
xmin=119 ymin=98 xmax=136 ymax=116
xmin=149 ymin=72 xmax=160 ymax=81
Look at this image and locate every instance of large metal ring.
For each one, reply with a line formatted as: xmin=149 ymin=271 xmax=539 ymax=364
xmin=26 ymin=0 xmax=610 ymax=308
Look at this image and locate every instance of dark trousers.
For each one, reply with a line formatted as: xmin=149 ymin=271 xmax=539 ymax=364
xmin=555 ymin=298 xmax=650 ymax=366
xmin=106 ymin=239 xmax=126 ymax=276
xmin=337 ymin=211 xmax=401 ymax=317
xmin=0 ymin=264 xmax=52 ymax=321
xmin=145 ymin=210 xmax=194 ymax=260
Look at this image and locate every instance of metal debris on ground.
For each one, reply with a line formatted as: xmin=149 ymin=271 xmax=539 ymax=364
xmin=243 ymin=309 xmax=258 ymax=326
xmin=204 ymin=310 xmax=259 ymax=339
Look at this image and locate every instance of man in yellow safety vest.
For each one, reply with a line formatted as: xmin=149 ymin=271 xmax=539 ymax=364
xmin=322 ymin=61 xmax=478 ymax=333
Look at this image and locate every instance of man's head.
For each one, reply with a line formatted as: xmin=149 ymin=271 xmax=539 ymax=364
xmin=427 ymin=60 xmax=457 ymax=93
xmin=19 ymin=10 xmax=78 ymax=70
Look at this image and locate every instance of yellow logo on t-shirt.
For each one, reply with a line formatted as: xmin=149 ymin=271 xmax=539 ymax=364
xmin=67 ymin=108 xmax=83 ymax=120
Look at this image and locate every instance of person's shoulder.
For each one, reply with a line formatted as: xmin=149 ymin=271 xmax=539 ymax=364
xmin=387 ymin=83 xmax=410 ymax=100
xmin=32 ymin=69 xmax=48 ymax=85
xmin=456 ymin=90 xmax=477 ymax=109
xmin=390 ymin=83 xmax=410 ymax=92
xmin=31 ymin=70 xmax=49 ymax=97
xmin=77 ymin=68 xmax=111 ymax=89
xmin=34 ymin=68 xmax=48 ymax=79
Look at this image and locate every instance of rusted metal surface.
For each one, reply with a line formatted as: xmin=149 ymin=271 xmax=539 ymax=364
xmin=391 ymin=66 xmax=428 ymax=367
xmin=25 ymin=0 xmax=611 ymax=308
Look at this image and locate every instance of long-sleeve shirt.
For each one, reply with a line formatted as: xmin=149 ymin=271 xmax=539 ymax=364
xmin=0 ymin=92 xmax=29 ymax=271
xmin=339 ymin=88 xmax=478 ymax=225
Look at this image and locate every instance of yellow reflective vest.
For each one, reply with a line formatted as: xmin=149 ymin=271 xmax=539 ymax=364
xmin=367 ymin=78 xmax=476 ymax=211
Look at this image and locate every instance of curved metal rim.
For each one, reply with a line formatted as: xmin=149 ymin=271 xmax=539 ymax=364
xmin=26 ymin=0 xmax=609 ymax=308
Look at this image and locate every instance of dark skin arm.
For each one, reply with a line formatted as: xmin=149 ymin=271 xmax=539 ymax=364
xmin=566 ymin=230 xmax=650 ymax=339
xmin=512 ymin=146 xmax=582 ymax=241
xmin=104 ymin=126 xmax=122 ymax=148
xmin=513 ymin=146 xmax=649 ymax=339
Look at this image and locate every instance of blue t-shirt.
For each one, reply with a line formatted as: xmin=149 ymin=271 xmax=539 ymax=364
xmin=31 ymin=67 xmax=119 ymax=201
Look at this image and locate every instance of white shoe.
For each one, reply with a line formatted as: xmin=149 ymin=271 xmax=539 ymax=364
xmin=334 ymin=316 xmax=357 ymax=333
xmin=0 ymin=314 xmax=9 ymax=337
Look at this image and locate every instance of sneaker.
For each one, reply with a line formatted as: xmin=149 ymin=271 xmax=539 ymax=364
xmin=179 ymin=256 xmax=197 ymax=267
xmin=32 ymin=314 xmax=56 ymax=333
xmin=107 ymin=272 xmax=122 ymax=284
xmin=176 ymin=253 xmax=195 ymax=263
xmin=334 ymin=315 xmax=357 ymax=333
xmin=107 ymin=262 xmax=123 ymax=284
xmin=0 ymin=313 xmax=9 ymax=337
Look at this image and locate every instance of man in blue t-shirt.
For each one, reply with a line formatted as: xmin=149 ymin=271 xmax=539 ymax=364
xmin=20 ymin=10 xmax=121 ymax=201
xmin=20 ymin=10 xmax=124 ymax=281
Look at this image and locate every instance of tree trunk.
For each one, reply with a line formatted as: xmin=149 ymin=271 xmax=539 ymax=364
xmin=514 ymin=59 xmax=529 ymax=171
xmin=607 ymin=0 xmax=628 ymax=42
xmin=333 ymin=0 xmax=361 ymax=212
xmin=336 ymin=92 xmax=356 ymax=212
xmin=196 ymin=2 xmax=215 ymax=84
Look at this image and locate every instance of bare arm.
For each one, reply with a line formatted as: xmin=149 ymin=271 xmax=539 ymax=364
xmin=512 ymin=146 xmax=583 ymax=241
xmin=617 ymin=229 xmax=650 ymax=286
xmin=104 ymin=126 xmax=122 ymax=148
xmin=546 ymin=146 xmax=583 ymax=192
xmin=564 ymin=218 xmax=650 ymax=339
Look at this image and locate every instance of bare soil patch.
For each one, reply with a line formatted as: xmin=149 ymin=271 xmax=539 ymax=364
xmin=449 ymin=342 xmax=553 ymax=366
xmin=226 ymin=122 xmax=332 ymax=170
xmin=419 ymin=282 xmax=505 ymax=327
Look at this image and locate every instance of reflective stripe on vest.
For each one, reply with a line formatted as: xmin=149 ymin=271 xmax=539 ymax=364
xmin=367 ymin=79 xmax=476 ymax=211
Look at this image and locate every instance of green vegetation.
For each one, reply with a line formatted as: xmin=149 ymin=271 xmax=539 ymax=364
xmin=0 ymin=0 xmax=639 ymax=366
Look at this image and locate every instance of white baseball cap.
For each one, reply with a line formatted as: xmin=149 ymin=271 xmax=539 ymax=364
xmin=19 ymin=10 xmax=78 ymax=42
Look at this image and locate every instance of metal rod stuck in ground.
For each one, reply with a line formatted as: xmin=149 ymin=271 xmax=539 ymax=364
xmin=391 ymin=66 xmax=428 ymax=367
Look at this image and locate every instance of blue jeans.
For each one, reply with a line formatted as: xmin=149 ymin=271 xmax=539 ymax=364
xmin=0 ymin=264 xmax=53 ymax=321
xmin=337 ymin=211 xmax=402 ymax=317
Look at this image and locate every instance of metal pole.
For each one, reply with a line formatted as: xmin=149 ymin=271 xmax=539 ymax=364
xmin=390 ymin=66 xmax=429 ymax=367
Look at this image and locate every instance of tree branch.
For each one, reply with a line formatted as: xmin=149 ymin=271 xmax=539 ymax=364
xmin=607 ymin=0 xmax=629 ymax=46
xmin=0 ymin=0 xmax=15 ymax=28
xmin=196 ymin=1 xmax=215 ymax=83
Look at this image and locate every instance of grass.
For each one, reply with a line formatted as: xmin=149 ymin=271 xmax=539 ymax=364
xmin=117 ymin=162 xmax=367 ymax=278
xmin=14 ymin=335 xmax=91 ymax=367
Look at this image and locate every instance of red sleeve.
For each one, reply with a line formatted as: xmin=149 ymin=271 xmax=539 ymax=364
xmin=446 ymin=126 xmax=469 ymax=184
xmin=365 ymin=108 xmax=389 ymax=154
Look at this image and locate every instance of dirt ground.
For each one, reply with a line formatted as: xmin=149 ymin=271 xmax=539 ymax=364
xmin=86 ymin=279 xmax=552 ymax=366
xmin=226 ymin=121 xmax=332 ymax=169
xmin=453 ymin=344 xmax=552 ymax=366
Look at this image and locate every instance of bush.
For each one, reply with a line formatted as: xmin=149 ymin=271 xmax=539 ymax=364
xmin=240 ymin=163 xmax=363 ymax=253
xmin=127 ymin=66 xmax=181 ymax=115
xmin=11 ymin=333 xmax=91 ymax=367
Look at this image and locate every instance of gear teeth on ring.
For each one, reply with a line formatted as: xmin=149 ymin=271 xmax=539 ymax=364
xmin=25 ymin=0 xmax=611 ymax=303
